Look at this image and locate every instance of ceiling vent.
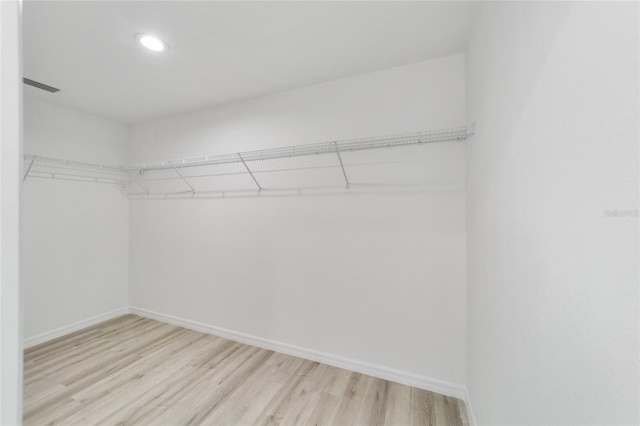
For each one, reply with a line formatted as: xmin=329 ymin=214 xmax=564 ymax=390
xmin=23 ymin=78 xmax=60 ymax=93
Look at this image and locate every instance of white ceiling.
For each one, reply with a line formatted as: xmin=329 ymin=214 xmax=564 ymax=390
xmin=23 ymin=1 xmax=475 ymax=124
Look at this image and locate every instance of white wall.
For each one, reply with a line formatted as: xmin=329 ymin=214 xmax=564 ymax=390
xmin=466 ymin=2 xmax=639 ymax=425
xmin=1 ymin=0 xmax=24 ymax=423
xmin=129 ymin=54 xmax=466 ymax=160
xmin=129 ymin=54 xmax=468 ymax=390
xmin=22 ymin=96 xmax=130 ymax=341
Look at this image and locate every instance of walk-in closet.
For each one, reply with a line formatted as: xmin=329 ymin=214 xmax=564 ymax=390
xmin=0 ymin=1 xmax=636 ymax=425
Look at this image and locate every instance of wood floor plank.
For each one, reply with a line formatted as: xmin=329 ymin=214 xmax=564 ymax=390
xmin=383 ymin=381 xmax=412 ymax=426
xmin=277 ymin=362 xmax=335 ymax=426
xmin=410 ymin=387 xmax=436 ymax=426
xmin=434 ymin=393 xmax=468 ymax=426
xmin=259 ymin=360 xmax=324 ymax=426
xmin=331 ymin=371 xmax=373 ymax=425
xmin=354 ymin=377 xmax=390 ymax=426
xmin=304 ymin=392 xmax=341 ymax=426
xmin=109 ymin=341 xmax=247 ymax=425
xmin=24 ymin=314 xmax=468 ymax=426
xmin=200 ymin=353 xmax=306 ymax=425
xmin=22 ymin=378 xmax=66 ymax=409
xmin=457 ymin=397 xmax=470 ymax=426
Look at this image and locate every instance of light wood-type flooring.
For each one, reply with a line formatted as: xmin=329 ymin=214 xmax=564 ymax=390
xmin=24 ymin=314 xmax=468 ymax=425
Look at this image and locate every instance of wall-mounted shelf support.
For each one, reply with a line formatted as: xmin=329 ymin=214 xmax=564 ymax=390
xmin=23 ymin=156 xmax=36 ymax=182
xmin=333 ymin=142 xmax=350 ymax=189
xmin=130 ymin=172 xmax=149 ymax=196
xmin=238 ymin=153 xmax=263 ymax=191
xmin=168 ymin=160 xmax=195 ymax=194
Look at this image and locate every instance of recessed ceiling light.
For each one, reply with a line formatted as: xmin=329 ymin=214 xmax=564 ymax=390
xmin=136 ymin=34 xmax=167 ymax=52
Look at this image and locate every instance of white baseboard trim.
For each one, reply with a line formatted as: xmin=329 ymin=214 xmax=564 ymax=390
xmin=129 ymin=306 xmax=466 ymax=399
xmin=22 ymin=305 xmax=468 ymax=401
xmin=465 ymin=388 xmax=477 ymax=426
xmin=23 ymin=307 xmax=130 ymax=349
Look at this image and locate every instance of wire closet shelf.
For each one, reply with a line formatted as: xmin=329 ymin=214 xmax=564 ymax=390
xmin=23 ymin=125 xmax=471 ymax=198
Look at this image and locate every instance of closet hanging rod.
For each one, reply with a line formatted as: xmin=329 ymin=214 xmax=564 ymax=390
xmin=23 ymin=154 xmax=126 ymax=173
xmin=131 ymin=126 xmax=468 ymax=172
xmin=25 ymin=174 xmax=126 ymax=185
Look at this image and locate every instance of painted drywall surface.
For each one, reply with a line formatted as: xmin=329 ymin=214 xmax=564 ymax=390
xmin=1 ymin=0 xmax=24 ymax=422
xmin=22 ymin=96 xmax=130 ymax=339
xmin=23 ymin=96 xmax=128 ymax=164
xmin=128 ymin=54 xmax=466 ymax=161
xmin=129 ymin=54 xmax=468 ymax=386
xmin=466 ymin=2 xmax=639 ymax=424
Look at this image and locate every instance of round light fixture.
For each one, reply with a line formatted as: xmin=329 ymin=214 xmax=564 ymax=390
xmin=136 ymin=34 xmax=167 ymax=52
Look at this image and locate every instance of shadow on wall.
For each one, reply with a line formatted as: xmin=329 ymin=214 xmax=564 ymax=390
xmin=127 ymin=184 xmax=467 ymax=200
xmin=466 ymin=2 xmax=571 ymax=193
